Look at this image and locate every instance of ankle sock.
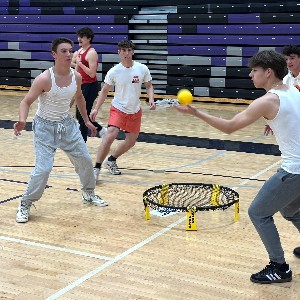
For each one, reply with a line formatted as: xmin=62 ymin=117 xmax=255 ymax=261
xmin=108 ymin=155 xmax=117 ymax=162
xmin=95 ymin=163 xmax=101 ymax=169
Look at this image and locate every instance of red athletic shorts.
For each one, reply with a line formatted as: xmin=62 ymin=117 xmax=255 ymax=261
xmin=108 ymin=106 xmax=142 ymax=134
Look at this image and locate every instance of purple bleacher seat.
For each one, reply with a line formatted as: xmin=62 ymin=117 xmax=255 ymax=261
xmin=197 ymin=24 xmax=300 ymax=35
xmin=31 ymin=52 xmax=53 ymax=60
xmin=63 ymin=7 xmax=75 ymax=14
xmin=228 ymin=14 xmax=261 ymax=24
xmin=19 ymin=42 xmax=117 ymax=53
xmin=19 ymin=0 xmax=30 ymax=5
xmin=168 ymin=35 xmax=297 ymax=45
xmin=167 ymin=25 xmax=182 ymax=34
xmin=94 ymin=44 xmax=118 ymax=54
xmin=242 ymin=47 xmax=259 ymax=56
xmin=168 ymin=46 xmax=226 ymax=55
xmin=2 ymin=24 xmax=128 ymax=33
xmin=19 ymin=7 xmax=41 ymax=14
xmin=0 ymin=15 xmax=116 ymax=23
xmin=0 ymin=42 xmax=8 ymax=49
xmin=0 ymin=16 xmax=42 ymax=23
xmin=40 ymin=15 xmax=115 ymax=23
xmin=3 ymin=33 xmax=128 ymax=43
xmin=19 ymin=42 xmax=51 ymax=51
xmin=242 ymin=57 xmax=250 ymax=67
xmin=31 ymin=51 xmax=102 ymax=62
xmin=211 ymin=57 xmax=226 ymax=67
xmin=0 ymin=8 xmax=8 ymax=14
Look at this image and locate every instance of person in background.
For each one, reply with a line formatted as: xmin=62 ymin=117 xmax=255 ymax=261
xmin=71 ymin=27 xmax=106 ymax=142
xmin=265 ymin=45 xmax=300 ymax=136
xmin=282 ymin=44 xmax=300 ymax=88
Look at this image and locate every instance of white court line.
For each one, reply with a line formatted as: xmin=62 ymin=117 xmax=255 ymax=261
xmin=0 ymin=236 xmax=113 ymax=261
xmin=236 ymin=160 xmax=282 ymax=188
xmin=46 ymin=216 xmax=186 ymax=300
xmin=46 ymin=159 xmax=282 ymax=299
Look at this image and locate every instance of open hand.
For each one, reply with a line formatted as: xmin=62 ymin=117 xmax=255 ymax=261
xmin=172 ymin=104 xmax=198 ymax=116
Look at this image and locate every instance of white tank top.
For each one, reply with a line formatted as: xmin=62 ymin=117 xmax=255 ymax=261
xmin=266 ymin=86 xmax=300 ymax=174
xmin=36 ymin=67 xmax=77 ymax=121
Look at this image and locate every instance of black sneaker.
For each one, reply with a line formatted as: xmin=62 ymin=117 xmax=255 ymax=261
xmin=293 ymin=247 xmax=300 ymax=258
xmin=250 ymin=261 xmax=292 ymax=284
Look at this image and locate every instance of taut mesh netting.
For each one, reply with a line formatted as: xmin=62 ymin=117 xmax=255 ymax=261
xmin=143 ymin=183 xmax=239 ymax=212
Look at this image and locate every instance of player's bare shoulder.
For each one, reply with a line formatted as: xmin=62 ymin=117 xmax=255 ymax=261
xmin=87 ymin=47 xmax=98 ymax=60
xmin=32 ymin=69 xmax=51 ymax=90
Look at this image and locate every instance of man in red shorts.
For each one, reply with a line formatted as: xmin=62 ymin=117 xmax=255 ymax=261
xmin=90 ymin=40 xmax=155 ymax=181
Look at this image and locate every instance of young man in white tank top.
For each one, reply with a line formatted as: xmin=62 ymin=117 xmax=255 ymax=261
xmin=174 ymin=50 xmax=300 ymax=284
xmin=13 ymin=37 xmax=108 ymax=223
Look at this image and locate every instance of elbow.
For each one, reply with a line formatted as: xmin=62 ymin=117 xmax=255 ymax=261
xmin=223 ymin=126 xmax=236 ymax=134
xmin=224 ymin=129 xmax=234 ymax=134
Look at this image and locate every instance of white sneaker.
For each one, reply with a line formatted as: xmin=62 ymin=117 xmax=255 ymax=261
xmin=94 ymin=167 xmax=100 ymax=181
xmin=98 ymin=127 xmax=107 ymax=138
xmin=16 ymin=200 xmax=31 ymax=223
xmin=82 ymin=191 xmax=108 ymax=206
xmin=104 ymin=159 xmax=121 ymax=175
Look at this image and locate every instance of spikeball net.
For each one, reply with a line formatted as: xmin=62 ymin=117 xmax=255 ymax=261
xmin=143 ymin=183 xmax=239 ymax=230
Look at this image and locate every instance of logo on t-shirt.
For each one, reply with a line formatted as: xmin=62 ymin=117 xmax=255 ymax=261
xmin=132 ymin=76 xmax=140 ymax=83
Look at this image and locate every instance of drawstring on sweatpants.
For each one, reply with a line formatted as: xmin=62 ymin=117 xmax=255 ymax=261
xmin=57 ymin=123 xmax=66 ymax=140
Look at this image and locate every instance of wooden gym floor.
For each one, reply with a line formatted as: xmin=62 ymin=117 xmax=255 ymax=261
xmin=0 ymin=90 xmax=299 ymax=299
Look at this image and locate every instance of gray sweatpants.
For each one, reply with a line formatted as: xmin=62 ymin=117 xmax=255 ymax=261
xmin=23 ymin=114 xmax=95 ymax=204
xmin=248 ymin=168 xmax=300 ymax=263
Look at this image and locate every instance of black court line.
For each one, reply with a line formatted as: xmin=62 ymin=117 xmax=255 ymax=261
xmin=0 ymin=120 xmax=280 ymax=156
xmin=0 ymin=195 xmax=23 ymax=204
xmin=0 ymin=166 xmax=266 ymax=183
xmin=0 ymin=178 xmax=52 ymax=205
xmin=121 ymin=167 xmax=267 ymax=182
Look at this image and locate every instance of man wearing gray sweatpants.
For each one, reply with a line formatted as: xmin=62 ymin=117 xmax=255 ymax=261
xmin=13 ymin=37 xmax=108 ymax=223
xmin=174 ymin=50 xmax=300 ymax=284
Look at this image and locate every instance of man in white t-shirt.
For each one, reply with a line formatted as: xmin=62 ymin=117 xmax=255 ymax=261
xmin=90 ymin=40 xmax=155 ymax=180
xmin=282 ymin=45 xmax=300 ymax=89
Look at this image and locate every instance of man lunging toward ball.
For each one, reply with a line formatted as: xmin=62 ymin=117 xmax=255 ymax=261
xmin=174 ymin=50 xmax=300 ymax=284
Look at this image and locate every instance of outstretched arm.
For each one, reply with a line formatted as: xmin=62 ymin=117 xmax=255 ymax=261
xmin=173 ymin=93 xmax=278 ymax=134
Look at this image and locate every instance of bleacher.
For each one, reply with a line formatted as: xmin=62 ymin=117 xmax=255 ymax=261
xmin=0 ymin=0 xmax=299 ymax=101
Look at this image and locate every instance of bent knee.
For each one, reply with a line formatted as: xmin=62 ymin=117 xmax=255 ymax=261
xmin=280 ymin=209 xmax=298 ymax=220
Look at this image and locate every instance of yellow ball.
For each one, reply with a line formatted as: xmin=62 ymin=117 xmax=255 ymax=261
xmin=177 ymin=89 xmax=193 ymax=105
